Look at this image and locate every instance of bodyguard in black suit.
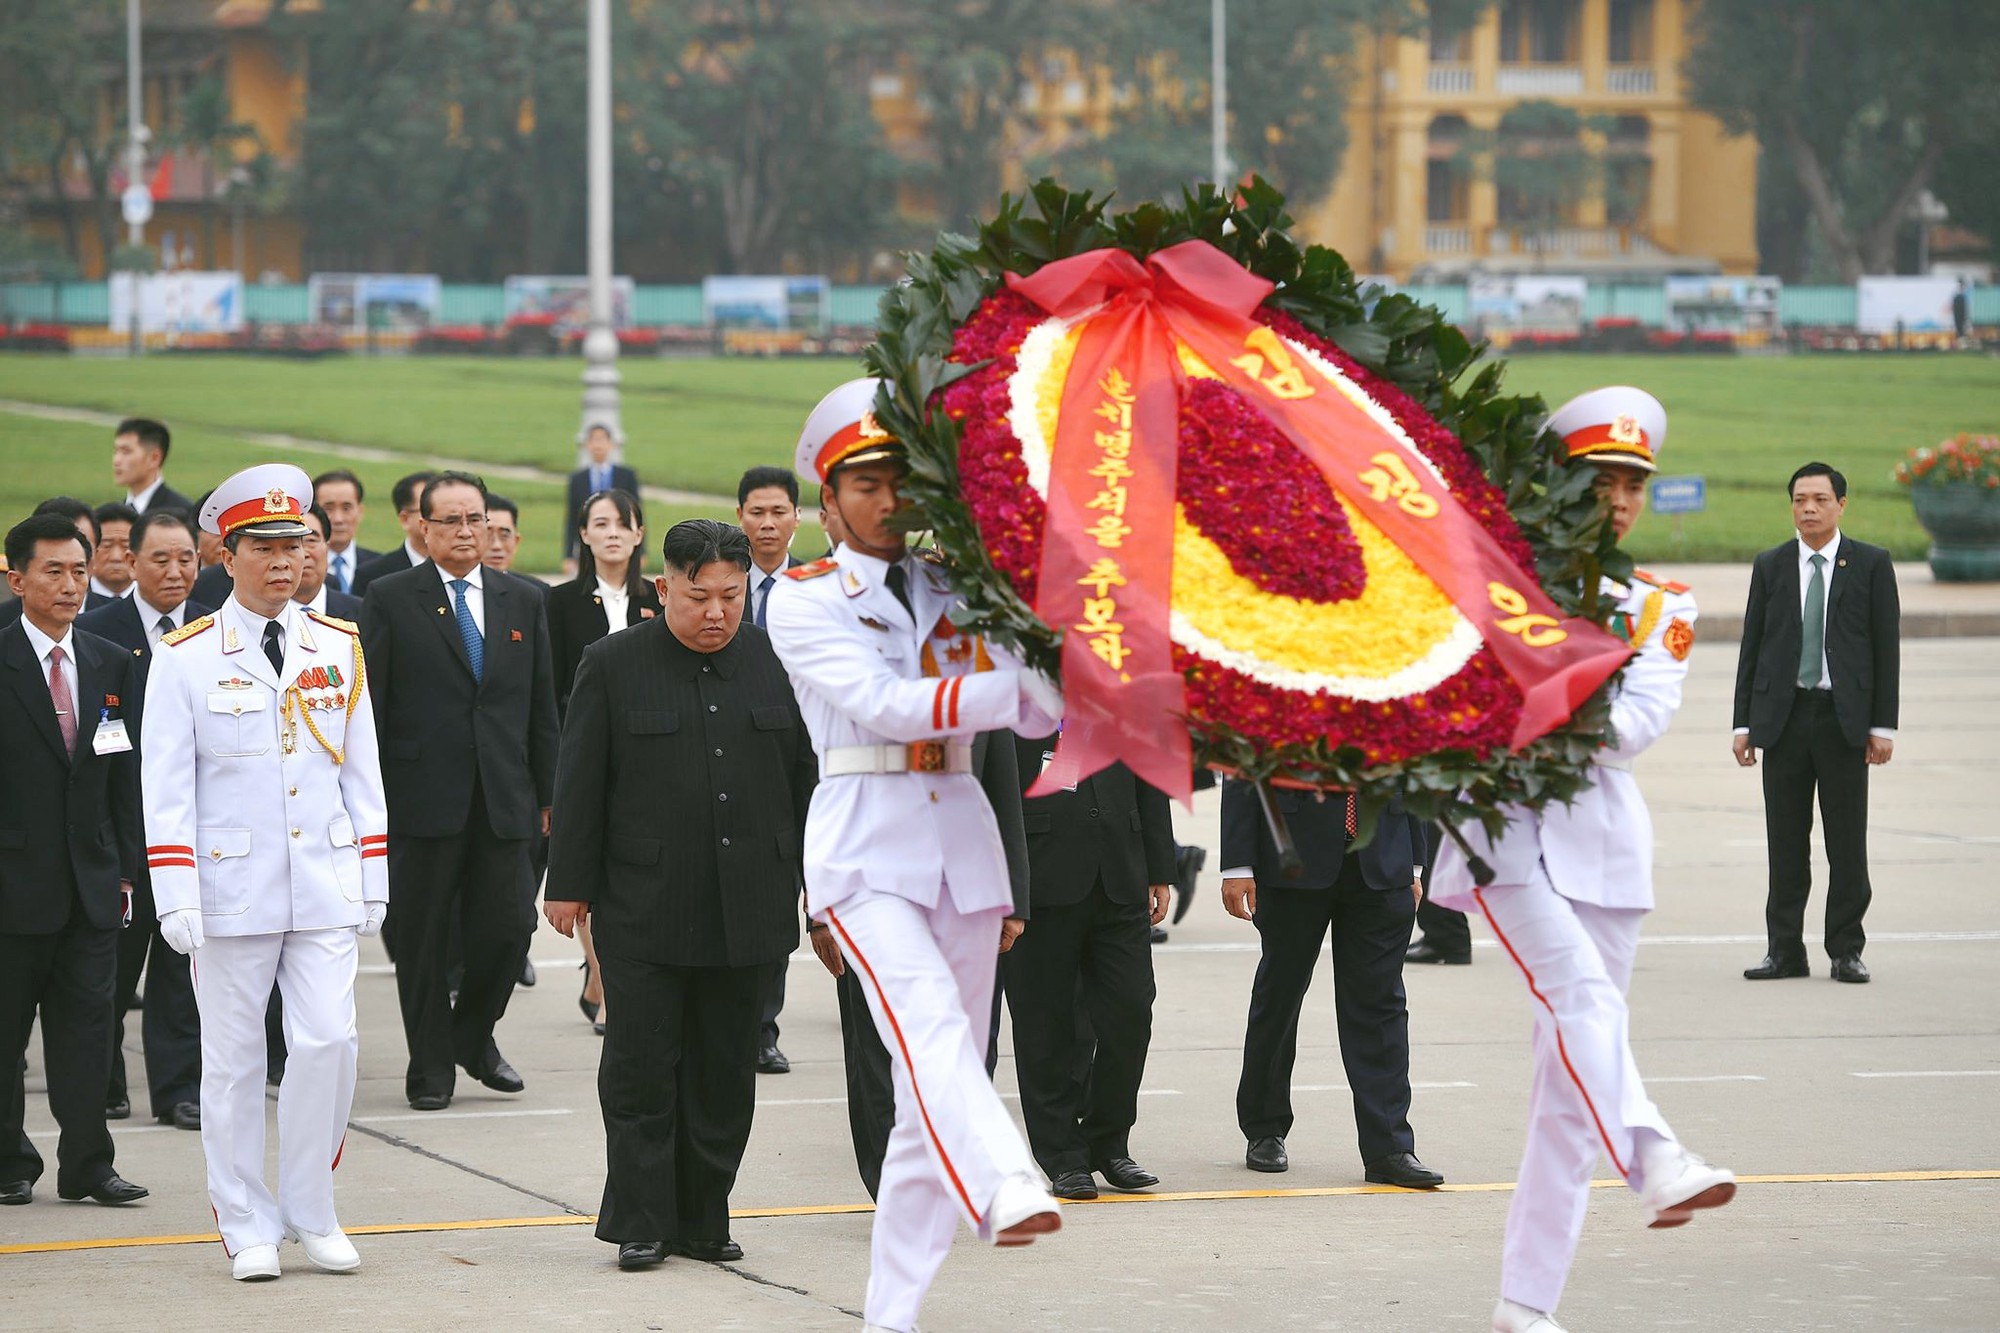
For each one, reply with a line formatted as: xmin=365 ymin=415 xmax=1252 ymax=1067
xmin=361 ymin=472 xmax=559 ymax=1109
xmin=544 ymin=520 xmax=814 ymax=1269
xmin=0 ymin=516 xmax=148 ymax=1206
xmin=75 ymin=509 xmax=208 ymax=1129
xmin=350 ymin=471 xmax=437 ymax=597
xmin=564 ymin=425 xmax=641 ymax=563
xmin=112 ymin=418 xmax=192 ymax=518
xmin=1222 ymin=779 xmax=1442 ymax=1188
xmin=1733 ymin=462 xmax=1900 ymax=983
xmin=1002 ymin=745 xmax=1173 ymax=1198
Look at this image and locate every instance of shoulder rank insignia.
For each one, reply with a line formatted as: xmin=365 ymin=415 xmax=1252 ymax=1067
xmin=305 ymin=609 xmax=360 ymax=635
xmin=785 ymin=557 xmax=839 ymax=582
xmin=160 ymin=614 xmax=215 ymax=648
xmin=1632 ymin=567 xmax=1691 ymax=595
xmin=1662 ymin=617 xmax=1695 ymax=662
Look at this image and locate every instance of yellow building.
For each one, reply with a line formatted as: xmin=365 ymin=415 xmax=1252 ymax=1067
xmin=1309 ymin=0 xmax=1758 ymax=280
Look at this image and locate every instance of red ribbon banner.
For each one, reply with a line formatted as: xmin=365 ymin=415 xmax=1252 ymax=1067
xmin=1008 ymin=241 xmax=1631 ymax=804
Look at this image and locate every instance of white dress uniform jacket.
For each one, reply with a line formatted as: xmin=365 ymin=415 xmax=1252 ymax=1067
xmin=141 ymin=598 xmax=389 ymax=932
xmin=766 ymin=545 xmax=1060 ymax=917
xmin=1433 ymin=573 xmax=1696 ymax=910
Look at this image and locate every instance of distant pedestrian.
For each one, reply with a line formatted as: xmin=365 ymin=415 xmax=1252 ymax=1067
xmin=89 ymin=503 xmax=138 ymax=602
xmin=311 ymin=469 xmax=377 ymax=595
xmin=350 ymin=471 xmax=435 ymax=596
xmin=113 ymin=418 xmax=192 ymax=517
xmin=564 ymin=424 xmax=640 ymax=574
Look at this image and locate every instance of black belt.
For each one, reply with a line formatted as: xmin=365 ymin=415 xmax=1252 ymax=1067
xmin=1795 ymin=686 xmax=1833 ymax=696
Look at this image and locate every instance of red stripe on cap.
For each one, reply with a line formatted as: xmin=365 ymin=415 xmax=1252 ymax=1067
xmin=814 ymin=418 xmax=893 ymax=480
xmin=1562 ymin=422 xmax=1652 ymax=461
xmin=217 ymin=491 xmax=304 ymax=535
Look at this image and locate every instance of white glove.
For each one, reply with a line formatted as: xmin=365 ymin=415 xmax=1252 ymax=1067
xmin=159 ymin=909 xmax=205 ymax=956
xmin=358 ymin=901 xmax=388 ymax=937
xmin=1019 ymin=668 xmax=1065 ymax=726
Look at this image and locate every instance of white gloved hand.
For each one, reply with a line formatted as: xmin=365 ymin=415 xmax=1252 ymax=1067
xmin=358 ymin=901 xmax=388 ymax=937
xmin=159 ymin=908 xmax=205 ymax=956
xmin=1019 ymin=668 xmax=1065 ymax=726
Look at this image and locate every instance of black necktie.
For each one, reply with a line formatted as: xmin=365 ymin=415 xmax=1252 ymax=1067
xmin=157 ymin=614 xmax=175 ymax=640
xmin=262 ymin=621 xmax=285 ymax=676
xmin=883 ymin=563 xmax=913 ymax=618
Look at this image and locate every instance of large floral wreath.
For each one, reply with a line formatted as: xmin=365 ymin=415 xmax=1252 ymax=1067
xmin=866 ymin=181 xmax=1633 ymax=836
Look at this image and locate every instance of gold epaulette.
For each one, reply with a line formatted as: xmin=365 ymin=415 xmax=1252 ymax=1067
xmin=305 ymin=609 xmax=360 ymax=635
xmin=1632 ymin=568 xmax=1691 ymax=595
xmin=160 ymin=614 xmax=215 ymax=647
xmin=786 ymin=557 xmax=839 ymax=581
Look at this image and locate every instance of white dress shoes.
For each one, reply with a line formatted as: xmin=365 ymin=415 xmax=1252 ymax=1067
xmin=1492 ymin=1298 xmax=1569 ymax=1331
xmin=1639 ymin=1150 xmax=1737 ymax=1229
xmin=286 ymin=1224 xmax=361 ymax=1272
xmin=984 ymin=1172 xmax=1062 ymax=1246
xmin=231 ymin=1244 xmax=281 ymax=1282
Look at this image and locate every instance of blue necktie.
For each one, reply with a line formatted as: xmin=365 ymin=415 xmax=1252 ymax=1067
xmin=450 ymin=578 xmax=485 ymax=682
xmin=331 ymin=550 xmax=349 ymax=592
xmin=594 ymin=465 xmax=609 ymax=493
xmin=754 ymin=573 xmax=775 ymax=629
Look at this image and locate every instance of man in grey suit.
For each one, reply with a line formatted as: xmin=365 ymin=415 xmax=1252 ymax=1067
xmin=1733 ymin=462 xmax=1900 ymax=984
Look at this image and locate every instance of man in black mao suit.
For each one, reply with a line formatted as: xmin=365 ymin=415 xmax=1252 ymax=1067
xmin=1002 ymin=746 xmax=1174 ymax=1199
xmin=0 ymin=515 xmax=148 ymax=1206
xmin=1733 ymin=462 xmax=1900 ymax=984
xmin=545 ymin=520 xmax=815 ymax=1269
xmin=1222 ymin=780 xmax=1442 ymax=1188
xmin=75 ymin=510 xmax=208 ymax=1129
xmin=564 ymin=425 xmax=641 ymax=566
xmin=361 ymin=472 xmax=559 ymax=1109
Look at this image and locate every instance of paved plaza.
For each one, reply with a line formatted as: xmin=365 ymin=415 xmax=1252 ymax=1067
xmin=6 ymin=630 xmax=1997 ymax=1331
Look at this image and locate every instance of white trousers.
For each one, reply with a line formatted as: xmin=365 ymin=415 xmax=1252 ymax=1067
xmin=191 ymin=928 xmax=359 ymax=1256
xmin=1475 ymin=870 xmax=1676 ymax=1315
xmin=823 ymin=882 xmax=1038 ymax=1333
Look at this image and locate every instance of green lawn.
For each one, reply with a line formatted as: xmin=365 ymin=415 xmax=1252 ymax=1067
xmin=1 ymin=351 xmax=1994 ymax=564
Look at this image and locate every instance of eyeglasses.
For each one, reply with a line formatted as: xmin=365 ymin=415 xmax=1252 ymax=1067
xmin=427 ymin=513 xmax=487 ymax=530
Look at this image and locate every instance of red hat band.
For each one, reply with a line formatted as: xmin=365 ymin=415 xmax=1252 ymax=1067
xmin=218 ymin=488 xmax=305 ymax=535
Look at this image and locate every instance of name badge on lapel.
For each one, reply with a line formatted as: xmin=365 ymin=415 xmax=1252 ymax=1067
xmin=93 ymin=717 xmax=134 ymax=755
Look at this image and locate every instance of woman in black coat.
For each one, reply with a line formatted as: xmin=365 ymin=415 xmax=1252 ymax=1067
xmin=546 ymin=488 xmax=660 ymax=1030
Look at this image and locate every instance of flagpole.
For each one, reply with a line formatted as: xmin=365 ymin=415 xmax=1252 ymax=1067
xmin=578 ymin=0 xmax=623 ymax=453
xmin=1211 ymin=0 xmax=1231 ymax=186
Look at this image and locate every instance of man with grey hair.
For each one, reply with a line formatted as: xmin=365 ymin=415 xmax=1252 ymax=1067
xmin=545 ymin=519 xmax=816 ymax=1272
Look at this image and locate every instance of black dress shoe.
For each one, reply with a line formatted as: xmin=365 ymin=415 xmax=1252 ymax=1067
xmin=1149 ymin=924 xmax=1169 ymax=944
xmin=0 ymin=1180 xmax=30 ymax=1205
xmin=519 ymin=957 xmax=537 ymax=988
xmin=1171 ymin=844 xmax=1205 ymax=924
xmin=409 ymin=1093 xmax=452 ymax=1112
xmin=104 ymin=1097 xmax=130 ymax=1121
xmin=672 ymin=1238 xmax=744 ymax=1263
xmin=1245 ymin=1136 xmax=1288 ymax=1173
xmin=463 ymin=1050 xmax=525 ymax=1094
xmin=1405 ymin=939 xmax=1472 ymax=965
xmin=1365 ymin=1151 xmax=1444 ymax=1189
xmin=1095 ymin=1157 xmax=1159 ymax=1191
xmin=1831 ymin=955 xmax=1870 ymax=983
xmin=757 ymin=1044 xmax=790 ymax=1075
xmin=60 ymin=1174 xmax=148 ymax=1204
xmin=161 ymin=1102 xmax=200 ymax=1131
xmin=1049 ymin=1169 xmax=1098 ymax=1200
xmin=1744 ymin=955 xmax=1810 ymax=980
xmin=617 ymin=1240 xmax=666 ymax=1270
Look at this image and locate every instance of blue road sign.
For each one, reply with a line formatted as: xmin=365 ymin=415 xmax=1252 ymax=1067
xmin=1650 ymin=475 xmax=1706 ymax=515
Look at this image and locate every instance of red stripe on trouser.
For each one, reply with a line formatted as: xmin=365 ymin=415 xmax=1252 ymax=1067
xmin=825 ymin=909 xmax=982 ymax=1226
xmin=932 ymin=680 xmax=948 ymax=730
xmin=332 ymin=1133 xmax=345 ymax=1172
xmin=1474 ymin=887 xmax=1630 ymax=1181
xmin=947 ymin=676 xmax=963 ymax=729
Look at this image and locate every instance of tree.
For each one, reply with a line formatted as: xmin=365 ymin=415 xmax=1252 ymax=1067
xmin=0 ymin=0 xmax=133 ymax=273
xmin=172 ymin=76 xmax=260 ymax=270
xmin=1453 ymin=99 xmax=1626 ymax=267
xmin=1685 ymin=0 xmax=2000 ymax=280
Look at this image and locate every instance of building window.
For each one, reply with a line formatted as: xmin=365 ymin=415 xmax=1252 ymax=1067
xmin=1608 ymin=0 xmax=1655 ymax=63
xmin=1428 ymin=24 xmax=1471 ymax=62
xmin=1426 ymin=116 xmax=1470 ymax=222
xmin=1605 ymin=115 xmax=1651 ymax=226
xmin=1499 ymin=0 xmax=1581 ymax=64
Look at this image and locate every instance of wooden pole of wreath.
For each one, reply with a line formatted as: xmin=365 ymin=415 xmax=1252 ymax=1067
xmin=1252 ymin=781 xmax=1306 ymax=882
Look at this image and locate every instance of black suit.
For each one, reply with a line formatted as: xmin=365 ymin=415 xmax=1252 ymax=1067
xmin=73 ymin=596 xmax=209 ymax=1120
xmin=350 ymin=545 xmax=420 ymax=598
xmin=1733 ymin=535 xmax=1901 ymax=962
xmin=189 ymin=562 xmax=233 ymax=610
xmin=317 ymin=588 xmax=365 ymax=621
xmin=136 ymin=482 xmax=192 ymax=518
xmin=324 ymin=545 xmax=380 ymax=597
xmin=744 ymin=554 xmax=802 ymax=1047
xmin=838 ymin=732 xmax=1029 ymax=1200
xmin=361 ymin=563 xmax=559 ymax=1101
xmin=547 ymin=575 xmax=663 ymax=718
xmin=1223 ymin=780 xmax=1422 ymax=1164
xmin=0 ymin=622 xmax=142 ymax=1194
xmin=563 ymin=464 xmax=642 ymax=561
xmin=546 ymin=621 xmax=813 ymax=1245
xmin=1002 ymin=745 xmax=1173 ymax=1178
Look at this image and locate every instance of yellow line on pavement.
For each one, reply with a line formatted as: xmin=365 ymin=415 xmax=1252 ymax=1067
xmin=5 ymin=1169 xmax=1995 ymax=1257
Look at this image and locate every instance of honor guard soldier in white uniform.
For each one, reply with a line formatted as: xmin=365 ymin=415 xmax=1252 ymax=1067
xmin=142 ymin=464 xmax=389 ymax=1283
xmin=767 ymin=380 xmax=1065 ymax=1333
xmin=1432 ymin=389 xmax=1736 ymax=1333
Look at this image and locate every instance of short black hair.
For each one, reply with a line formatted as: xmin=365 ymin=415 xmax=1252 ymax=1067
xmin=93 ymin=501 xmax=141 ymax=530
xmin=485 ymin=493 xmax=521 ymax=525
xmin=32 ymin=496 xmax=99 ymax=545
xmin=303 ymin=503 xmax=331 ymax=541
xmin=313 ymin=468 xmax=365 ymax=502
xmin=6 ymin=513 xmax=92 ymax=569
xmin=392 ymin=470 xmax=437 ymax=513
xmin=418 ymin=470 xmax=487 ymax=518
xmin=660 ymin=519 xmax=751 ymax=578
xmin=1788 ymin=461 xmax=1847 ymax=501
xmin=116 ymin=417 xmax=171 ymax=462
xmin=737 ymin=465 xmax=800 ymax=508
xmin=131 ymin=509 xmax=197 ymax=553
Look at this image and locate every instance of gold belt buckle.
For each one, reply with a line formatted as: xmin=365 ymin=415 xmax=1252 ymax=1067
xmin=908 ymin=740 xmax=948 ymax=773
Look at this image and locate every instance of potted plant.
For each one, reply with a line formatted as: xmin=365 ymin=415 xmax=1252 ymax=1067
xmin=1895 ymin=433 xmax=2000 ymax=581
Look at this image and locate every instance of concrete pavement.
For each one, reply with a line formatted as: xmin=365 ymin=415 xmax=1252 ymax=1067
xmin=6 ymin=638 xmax=1998 ymax=1330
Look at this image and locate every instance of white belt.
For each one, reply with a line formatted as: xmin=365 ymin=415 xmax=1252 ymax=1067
xmin=823 ymin=741 xmax=973 ymax=777
xmin=1593 ymin=756 xmax=1634 ymax=773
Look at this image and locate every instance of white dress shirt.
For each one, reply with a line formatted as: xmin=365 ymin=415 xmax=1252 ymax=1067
xmin=300 ymin=584 xmax=330 ymax=616
xmin=90 ymin=577 xmax=134 ymax=601
xmin=594 ymin=576 xmax=629 ymax=629
xmin=403 ymin=539 xmax=429 ymax=569
xmin=442 ymin=563 xmax=485 ymax=635
xmin=750 ymin=556 xmax=788 ymax=624
xmin=136 ymin=593 xmax=189 ymax=647
xmin=20 ymin=617 xmax=78 ymax=719
xmin=127 ymin=477 xmax=164 ymax=512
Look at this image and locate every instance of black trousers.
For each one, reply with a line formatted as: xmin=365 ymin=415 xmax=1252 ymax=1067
xmin=758 ymin=959 xmax=787 ymax=1049
xmin=837 ymin=951 xmax=1004 ymax=1201
xmin=1 ymin=915 xmax=119 ymax=1192
xmin=386 ymin=783 xmax=533 ymax=1100
xmin=1763 ymin=690 xmax=1872 ymax=960
xmin=594 ymin=952 xmax=761 ymax=1245
xmin=1414 ymin=895 xmax=1472 ymax=957
xmin=1003 ymin=879 xmax=1155 ymax=1177
xmin=108 ymin=905 xmax=201 ymax=1117
xmin=1236 ymin=857 xmax=1418 ymax=1164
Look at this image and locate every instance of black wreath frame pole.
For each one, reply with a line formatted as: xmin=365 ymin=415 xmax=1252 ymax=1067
xmin=1254 ymin=781 xmax=1306 ymax=882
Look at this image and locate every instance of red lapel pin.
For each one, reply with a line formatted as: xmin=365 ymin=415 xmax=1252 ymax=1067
xmin=511 ymin=629 xmax=523 ymax=642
